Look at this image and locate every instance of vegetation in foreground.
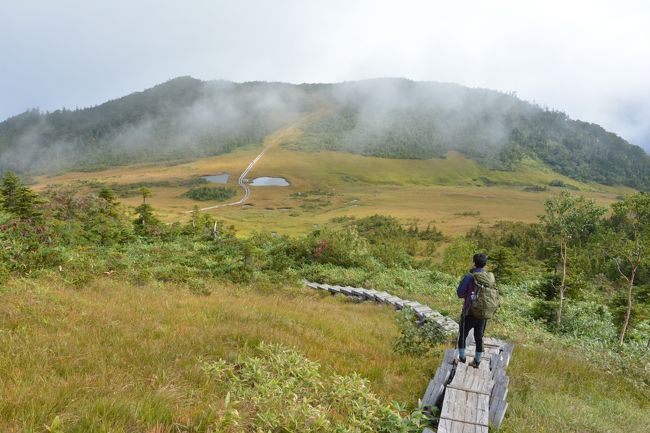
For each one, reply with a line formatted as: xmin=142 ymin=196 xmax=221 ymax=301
xmin=1 ymin=172 xmax=649 ymax=432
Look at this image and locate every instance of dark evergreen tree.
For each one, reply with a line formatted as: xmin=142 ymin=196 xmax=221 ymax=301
xmin=0 ymin=171 xmax=41 ymax=219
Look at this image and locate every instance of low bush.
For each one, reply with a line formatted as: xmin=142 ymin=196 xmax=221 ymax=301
xmin=183 ymin=186 xmax=237 ymax=201
xmin=201 ymin=342 xmax=429 ymax=432
xmin=393 ymin=309 xmax=449 ymax=355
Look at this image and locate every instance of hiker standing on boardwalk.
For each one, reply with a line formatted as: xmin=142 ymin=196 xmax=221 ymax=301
xmin=455 ymin=253 xmax=499 ymax=368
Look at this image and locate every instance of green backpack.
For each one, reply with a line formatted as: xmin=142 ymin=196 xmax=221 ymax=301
xmin=469 ymin=272 xmax=500 ymax=319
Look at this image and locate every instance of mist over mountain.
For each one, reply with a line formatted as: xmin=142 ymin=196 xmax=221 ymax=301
xmin=1 ymin=77 xmax=649 ymax=190
xmin=0 ymin=77 xmax=314 ymax=173
xmin=291 ymin=78 xmax=650 ymax=190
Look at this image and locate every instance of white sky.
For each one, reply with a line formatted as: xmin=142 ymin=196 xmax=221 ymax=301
xmin=1 ymin=0 xmax=649 ymax=149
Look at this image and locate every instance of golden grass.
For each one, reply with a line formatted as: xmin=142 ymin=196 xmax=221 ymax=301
xmin=502 ymin=342 xmax=650 ymax=433
xmin=1 ymin=277 xmax=648 ymax=432
xmin=0 ymin=277 xmax=440 ymax=432
xmin=31 ymin=143 xmax=633 ymax=237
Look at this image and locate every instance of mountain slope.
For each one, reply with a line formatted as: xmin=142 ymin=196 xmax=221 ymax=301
xmin=288 ymin=79 xmax=650 ymax=190
xmin=1 ymin=77 xmax=649 ymax=189
xmin=0 ymin=77 xmax=315 ymax=173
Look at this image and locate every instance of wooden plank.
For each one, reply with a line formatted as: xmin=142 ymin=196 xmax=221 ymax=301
xmin=403 ymin=301 xmax=423 ymax=308
xmin=422 ymin=362 xmax=453 ymax=408
xmin=420 ymin=378 xmax=438 ymax=407
xmin=423 ymin=310 xmax=442 ymax=318
xmin=373 ymin=292 xmax=391 ymax=301
xmin=438 ymin=418 xmax=488 ymax=429
xmin=385 ymin=296 xmax=402 ymax=305
xmin=443 ymin=348 xmax=456 ymax=364
xmin=466 ymin=391 xmax=477 ymax=423
xmin=501 ymin=343 xmax=514 ymax=367
xmin=437 ymin=418 xmax=452 ymax=433
xmin=450 ymin=363 xmax=467 ymax=387
xmin=363 ymin=289 xmax=379 ymax=298
xmin=491 ymin=398 xmax=508 ymax=429
xmin=326 ymin=285 xmax=341 ymax=293
xmin=477 ymin=394 xmax=490 ymax=427
xmin=338 ymin=286 xmax=353 ymax=295
xmin=439 ymin=388 xmax=454 ymax=420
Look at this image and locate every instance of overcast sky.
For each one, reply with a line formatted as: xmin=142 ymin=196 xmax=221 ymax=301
xmin=1 ymin=0 xmax=649 ymax=150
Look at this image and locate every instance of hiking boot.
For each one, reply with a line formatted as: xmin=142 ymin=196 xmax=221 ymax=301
xmin=469 ymin=359 xmax=480 ymax=368
xmin=453 ymin=357 xmax=466 ymax=366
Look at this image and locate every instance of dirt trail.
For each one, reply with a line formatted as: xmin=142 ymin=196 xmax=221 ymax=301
xmin=194 ymin=110 xmax=328 ymax=212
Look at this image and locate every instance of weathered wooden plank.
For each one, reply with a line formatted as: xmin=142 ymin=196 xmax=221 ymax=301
xmin=338 ymin=286 xmax=353 ymax=295
xmin=437 ymin=418 xmax=452 ymax=433
xmin=325 ymin=285 xmax=341 ymax=293
xmin=501 ymin=343 xmax=514 ymax=367
xmin=384 ymin=296 xmax=403 ymax=305
xmin=466 ymin=391 xmax=477 ymax=423
xmin=414 ymin=306 xmax=434 ymax=316
xmin=373 ymin=291 xmax=391 ymax=301
xmin=490 ymin=375 xmax=509 ymax=404
xmin=490 ymin=398 xmax=508 ymax=429
xmin=420 ymin=378 xmax=438 ymax=407
xmin=443 ymin=348 xmax=456 ymax=364
xmin=423 ymin=310 xmax=443 ymax=318
xmin=477 ymin=393 xmax=490 ymax=426
xmin=450 ymin=363 xmax=467 ymax=387
xmin=421 ymin=362 xmax=453 ymax=408
xmin=363 ymin=289 xmax=379 ymax=297
xmin=403 ymin=301 xmax=423 ymax=309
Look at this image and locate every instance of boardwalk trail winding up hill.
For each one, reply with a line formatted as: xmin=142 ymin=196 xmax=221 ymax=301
xmin=305 ymin=280 xmax=513 ymax=432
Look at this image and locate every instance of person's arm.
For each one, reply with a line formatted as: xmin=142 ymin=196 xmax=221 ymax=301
xmin=456 ymin=274 xmax=473 ymax=298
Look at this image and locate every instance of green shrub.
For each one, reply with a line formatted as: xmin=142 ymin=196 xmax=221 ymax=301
xmin=303 ymin=227 xmax=372 ymax=268
xmin=183 ymin=186 xmax=237 ymax=201
xmin=393 ymin=308 xmax=449 ymax=355
xmin=442 ymin=236 xmax=478 ymax=276
xmin=201 ymin=342 xmax=428 ymax=432
xmin=556 ymin=301 xmax=618 ymax=341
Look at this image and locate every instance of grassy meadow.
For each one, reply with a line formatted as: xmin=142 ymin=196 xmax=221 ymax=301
xmin=0 ymin=276 xmax=438 ymax=432
xmin=32 ymin=142 xmax=633 ymax=237
xmin=1 ymin=274 xmax=648 ymax=433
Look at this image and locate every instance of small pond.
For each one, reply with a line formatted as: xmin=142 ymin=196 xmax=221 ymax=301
xmin=250 ymin=176 xmax=290 ymax=186
xmin=202 ymin=173 xmax=230 ymax=184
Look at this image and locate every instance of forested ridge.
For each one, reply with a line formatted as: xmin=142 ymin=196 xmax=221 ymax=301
xmin=1 ymin=77 xmax=649 ymax=189
xmin=0 ymin=77 xmax=314 ymax=173
xmin=290 ymin=79 xmax=650 ymax=190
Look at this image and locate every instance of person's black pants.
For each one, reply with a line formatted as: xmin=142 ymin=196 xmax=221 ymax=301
xmin=457 ymin=313 xmax=487 ymax=353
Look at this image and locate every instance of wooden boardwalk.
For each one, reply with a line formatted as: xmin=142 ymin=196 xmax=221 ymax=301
xmin=304 ymin=280 xmax=459 ymax=335
xmin=304 ymin=280 xmax=513 ymax=432
xmin=422 ymin=334 xmax=513 ymax=432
